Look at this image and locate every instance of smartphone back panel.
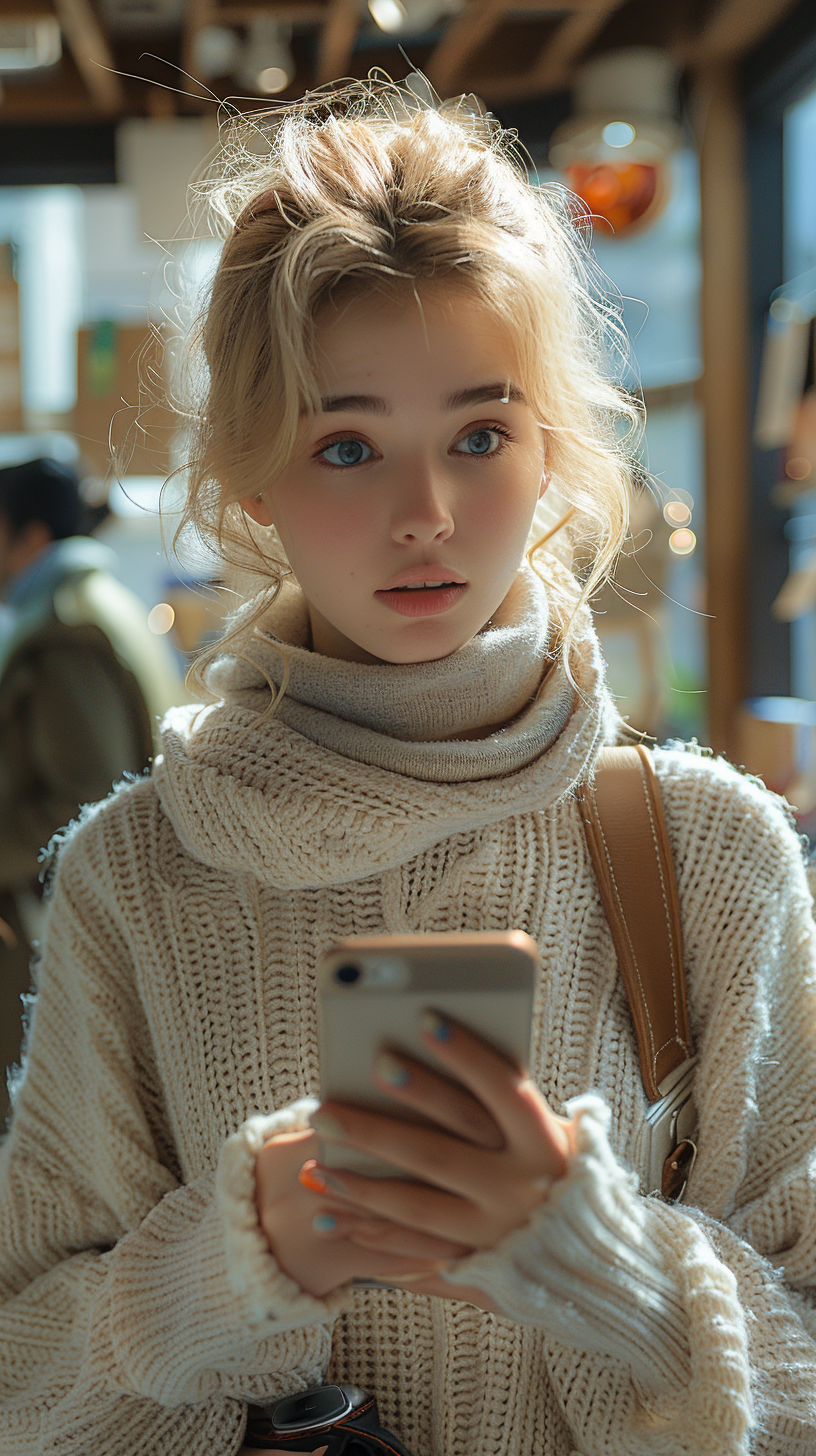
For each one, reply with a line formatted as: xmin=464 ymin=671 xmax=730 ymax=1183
xmin=316 ymin=931 xmax=537 ymax=1176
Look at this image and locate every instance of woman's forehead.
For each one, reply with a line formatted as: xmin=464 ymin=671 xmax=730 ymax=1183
xmin=310 ymin=289 xmax=523 ymax=402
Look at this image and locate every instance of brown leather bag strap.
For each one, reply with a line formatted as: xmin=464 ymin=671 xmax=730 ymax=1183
xmin=577 ymin=743 xmax=693 ymax=1101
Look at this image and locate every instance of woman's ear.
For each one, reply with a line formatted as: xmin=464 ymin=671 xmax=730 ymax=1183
xmin=240 ymin=492 xmax=274 ymax=527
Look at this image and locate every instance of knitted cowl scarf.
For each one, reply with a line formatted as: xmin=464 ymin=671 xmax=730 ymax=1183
xmin=152 ymin=560 xmax=619 ymax=889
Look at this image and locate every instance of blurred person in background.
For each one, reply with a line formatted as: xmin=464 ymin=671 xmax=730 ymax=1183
xmin=0 ymin=457 xmax=182 ymax=1125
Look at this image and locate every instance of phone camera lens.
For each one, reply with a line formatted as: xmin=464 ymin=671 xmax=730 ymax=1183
xmin=335 ymin=964 xmax=361 ymax=985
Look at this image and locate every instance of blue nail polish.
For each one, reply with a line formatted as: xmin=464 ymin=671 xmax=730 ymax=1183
xmin=422 ymin=1010 xmax=451 ymax=1042
xmin=313 ymin=1213 xmax=337 ymax=1232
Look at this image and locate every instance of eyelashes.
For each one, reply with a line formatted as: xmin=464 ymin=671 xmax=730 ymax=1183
xmin=319 ymin=438 xmax=375 ymax=468
xmin=452 ymin=424 xmax=513 ymax=458
xmin=313 ymin=423 xmax=515 ymax=470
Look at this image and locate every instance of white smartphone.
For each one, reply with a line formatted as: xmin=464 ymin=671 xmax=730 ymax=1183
xmin=316 ymin=930 xmax=538 ymax=1178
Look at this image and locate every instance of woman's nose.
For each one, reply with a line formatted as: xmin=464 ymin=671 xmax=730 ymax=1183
xmin=390 ymin=466 xmax=454 ymax=545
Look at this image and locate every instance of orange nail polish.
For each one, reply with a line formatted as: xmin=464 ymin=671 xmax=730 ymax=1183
xmin=298 ymin=1159 xmax=327 ymax=1194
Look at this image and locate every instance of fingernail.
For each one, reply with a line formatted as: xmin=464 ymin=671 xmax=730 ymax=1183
xmin=311 ymin=1110 xmax=347 ymax=1140
xmin=421 ymin=1010 xmax=451 ymax=1042
xmin=300 ymin=1160 xmax=348 ymax=1196
xmin=313 ymin=1213 xmax=337 ymax=1233
xmin=298 ymin=1160 xmax=327 ymax=1194
xmin=374 ymin=1051 xmax=410 ymax=1088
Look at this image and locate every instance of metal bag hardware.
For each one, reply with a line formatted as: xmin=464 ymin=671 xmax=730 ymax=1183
xmin=644 ymin=1055 xmax=698 ymax=1200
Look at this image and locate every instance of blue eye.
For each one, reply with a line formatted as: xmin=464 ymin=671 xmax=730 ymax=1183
xmin=454 ymin=429 xmax=501 ymax=456
xmin=320 ymin=438 xmax=372 ymax=467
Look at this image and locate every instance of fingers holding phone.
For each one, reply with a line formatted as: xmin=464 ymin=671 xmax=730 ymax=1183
xmin=307 ymin=1014 xmax=571 ymax=1249
xmin=256 ymin=933 xmax=573 ymax=1303
xmin=370 ymin=1043 xmax=505 ymax=1149
xmin=254 ymin=1127 xmax=468 ymax=1298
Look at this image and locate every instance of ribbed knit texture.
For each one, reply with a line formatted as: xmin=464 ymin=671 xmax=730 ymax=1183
xmin=2 ymin=563 xmax=816 ymax=1455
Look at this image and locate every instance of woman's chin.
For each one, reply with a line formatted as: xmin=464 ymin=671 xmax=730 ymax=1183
xmin=307 ymin=600 xmax=488 ymax=665
xmin=368 ymin=630 xmax=481 ymax=666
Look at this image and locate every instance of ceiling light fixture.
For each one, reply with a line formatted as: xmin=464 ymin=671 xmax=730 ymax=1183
xmin=549 ymin=49 xmax=681 ymax=238
xmin=368 ymin=0 xmax=460 ymax=38
xmin=0 ymin=17 xmax=61 ymax=72
xmin=368 ymin=0 xmax=407 ymax=32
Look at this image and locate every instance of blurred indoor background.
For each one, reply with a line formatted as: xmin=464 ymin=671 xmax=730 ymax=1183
xmin=0 ymin=0 xmax=815 ymax=824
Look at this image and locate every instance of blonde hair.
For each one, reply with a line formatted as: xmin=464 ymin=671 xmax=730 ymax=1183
xmin=172 ymin=75 xmax=643 ymax=677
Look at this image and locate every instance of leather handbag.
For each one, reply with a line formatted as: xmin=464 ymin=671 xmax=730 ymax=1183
xmin=576 ymin=744 xmax=698 ymax=1201
xmin=243 ymin=1383 xmax=412 ymax=1454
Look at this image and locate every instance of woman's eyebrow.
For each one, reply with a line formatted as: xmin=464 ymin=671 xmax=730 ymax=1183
xmin=319 ymin=382 xmax=526 ymax=414
xmin=445 ymin=383 xmax=527 ymax=409
xmin=320 ymin=394 xmax=389 ymax=414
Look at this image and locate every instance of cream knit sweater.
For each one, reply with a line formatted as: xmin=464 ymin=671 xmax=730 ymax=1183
xmin=2 ymin=563 xmax=816 ymax=1456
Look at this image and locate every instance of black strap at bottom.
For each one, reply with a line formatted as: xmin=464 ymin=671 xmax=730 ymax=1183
xmin=243 ymin=1387 xmax=411 ymax=1455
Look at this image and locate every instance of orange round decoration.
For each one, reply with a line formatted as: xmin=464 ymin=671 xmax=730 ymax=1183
xmin=565 ymin=160 xmax=664 ymax=237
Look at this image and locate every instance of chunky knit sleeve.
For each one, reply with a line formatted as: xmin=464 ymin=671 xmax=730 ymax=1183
xmin=0 ymin=802 xmax=344 ymax=1456
xmin=445 ymin=752 xmax=816 ymax=1455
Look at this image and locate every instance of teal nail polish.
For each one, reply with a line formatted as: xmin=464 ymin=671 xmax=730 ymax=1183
xmin=313 ymin=1213 xmax=337 ymax=1232
xmin=375 ymin=1051 xmax=410 ymax=1088
xmin=421 ymin=1009 xmax=451 ymax=1042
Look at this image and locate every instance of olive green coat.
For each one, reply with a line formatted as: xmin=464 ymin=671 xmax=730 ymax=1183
xmin=0 ymin=537 xmax=184 ymax=1118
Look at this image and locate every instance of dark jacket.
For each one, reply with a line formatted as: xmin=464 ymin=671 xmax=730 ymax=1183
xmin=0 ymin=536 xmax=183 ymax=890
xmin=0 ymin=537 xmax=184 ymax=1120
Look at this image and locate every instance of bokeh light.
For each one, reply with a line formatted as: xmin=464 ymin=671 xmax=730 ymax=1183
xmin=368 ymin=0 xmax=406 ymax=30
xmin=602 ymin=122 xmax=636 ymax=148
xmin=258 ymin=66 xmax=289 ymax=93
xmin=664 ymin=500 xmax=692 ymax=526
xmin=669 ymin=528 xmax=697 ymax=556
xmin=786 ymin=457 xmax=812 ymax=480
xmin=148 ymin=603 xmax=175 ymax=635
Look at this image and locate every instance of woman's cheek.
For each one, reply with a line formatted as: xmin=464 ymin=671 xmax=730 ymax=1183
xmin=285 ymin=496 xmax=375 ymax=576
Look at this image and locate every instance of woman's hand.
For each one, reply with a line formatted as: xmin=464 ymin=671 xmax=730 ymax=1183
xmin=255 ymin=1126 xmax=471 ymax=1298
xmin=305 ymin=1013 xmax=575 ymax=1306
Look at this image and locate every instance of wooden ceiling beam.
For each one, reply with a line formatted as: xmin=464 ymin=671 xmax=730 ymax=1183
xmin=210 ymin=0 xmax=327 ymax=17
xmin=683 ymin=0 xmax=801 ymax=63
xmin=0 ymin=0 xmax=52 ymax=13
xmin=315 ymin=0 xmax=361 ymax=84
xmin=428 ymin=0 xmax=618 ymax=103
xmin=52 ymin=0 xmax=127 ymax=113
xmin=426 ymin=0 xmax=509 ymax=99
xmin=522 ymin=0 xmax=618 ymax=92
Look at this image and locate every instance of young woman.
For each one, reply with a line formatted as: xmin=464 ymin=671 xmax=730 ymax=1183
xmin=1 ymin=80 xmax=815 ymax=1456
